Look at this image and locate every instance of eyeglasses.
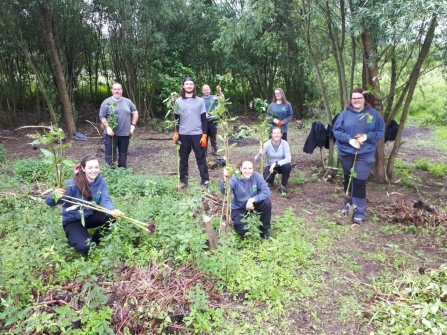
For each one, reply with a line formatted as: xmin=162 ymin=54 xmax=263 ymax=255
xmin=351 ymin=97 xmax=364 ymax=101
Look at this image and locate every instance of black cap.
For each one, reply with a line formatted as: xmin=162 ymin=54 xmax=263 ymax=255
xmin=183 ymin=76 xmax=195 ymax=83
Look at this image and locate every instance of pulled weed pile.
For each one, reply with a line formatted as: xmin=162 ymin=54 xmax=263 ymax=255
xmin=17 ymin=262 xmax=223 ymax=335
xmin=367 ymin=264 xmax=447 ymax=334
xmin=107 ymin=262 xmax=222 ymax=334
xmin=380 ymin=199 xmax=447 ymax=228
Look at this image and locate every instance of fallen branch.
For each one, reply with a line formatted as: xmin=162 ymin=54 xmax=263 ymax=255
xmin=16 ymin=125 xmax=54 ymax=131
xmin=142 ymin=137 xmax=172 ymax=141
xmin=400 ymin=127 xmax=425 ymax=147
xmin=0 ymin=136 xmax=17 ymax=140
xmin=84 ymin=120 xmax=101 ymax=135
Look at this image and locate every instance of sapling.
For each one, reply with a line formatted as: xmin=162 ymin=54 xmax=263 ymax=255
xmin=106 ymin=103 xmax=119 ymax=166
xmin=29 ymin=126 xmax=75 ymax=190
xmin=252 ymin=98 xmax=276 ymax=173
xmin=212 ymin=95 xmax=237 ymax=228
xmin=163 ymin=92 xmax=181 ymax=189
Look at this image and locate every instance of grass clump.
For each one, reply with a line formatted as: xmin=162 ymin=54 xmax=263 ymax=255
xmin=290 ymin=170 xmax=306 ymax=185
xmin=414 ymin=158 xmax=447 ymax=178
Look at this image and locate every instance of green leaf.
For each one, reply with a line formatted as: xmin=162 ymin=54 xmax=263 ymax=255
xmin=40 ymin=148 xmax=54 ymax=157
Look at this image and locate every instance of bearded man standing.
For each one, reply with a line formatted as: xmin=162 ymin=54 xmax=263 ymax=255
xmin=172 ymin=77 xmax=209 ymax=189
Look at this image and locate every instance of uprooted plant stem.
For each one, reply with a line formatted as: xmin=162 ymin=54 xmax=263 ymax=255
xmin=379 ymin=199 xmax=447 ymax=228
xmin=61 ymin=194 xmax=154 ymax=233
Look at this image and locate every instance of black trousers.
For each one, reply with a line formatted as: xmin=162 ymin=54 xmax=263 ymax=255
xmin=104 ymin=135 xmax=130 ymax=168
xmin=63 ymin=211 xmax=112 ymax=254
xmin=231 ymin=199 xmax=272 ymax=236
xmin=263 ymin=163 xmax=292 ymax=186
xmin=207 ymin=120 xmax=218 ymax=152
xmin=178 ymin=134 xmax=209 ymax=185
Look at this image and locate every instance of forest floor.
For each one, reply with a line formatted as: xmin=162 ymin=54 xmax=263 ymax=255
xmin=1 ymin=114 xmax=447 ymax=334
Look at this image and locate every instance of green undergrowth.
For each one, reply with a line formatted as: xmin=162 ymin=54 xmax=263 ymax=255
xmin=2 ymin=159 xmax=447 ymax=334
xmin=369 ymin=265 xmax=447 ymax=335
xmin=0 ymin=165 xmax=333 ymax=334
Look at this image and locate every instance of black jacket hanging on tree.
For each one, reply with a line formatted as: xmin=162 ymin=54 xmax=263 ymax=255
xmin=303 ymin=121 xmax=328 ymax=154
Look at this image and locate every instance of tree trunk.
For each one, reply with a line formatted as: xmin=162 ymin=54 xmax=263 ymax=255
xmin=301 ymin=0 xmax=334 ymax=166
xmin=47 ymin=30 xmax=77 ymax=135
xmin=386 ymin=14 xmax=437 ymax=178
xmin=40 ymin=6 xmax=76 ymax=135
xmin=361 ymin=28 xmax=386 ymax=180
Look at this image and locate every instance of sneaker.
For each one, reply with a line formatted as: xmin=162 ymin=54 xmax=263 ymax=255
xmin=268 ymin=182 xmax=274 ymax=188
xmin=261 ymin=232 xmax=272 ymax=240
xmin=177 ymin=182 xmax=187 ymax=190
xmin=279 ymin=185 xmax=287 ymax=195
xmin=352 ymin=217 xmax=364 ymax=224
xmin=211 ymin=151 xmax=219 ymax=156
xmin=200 ymin=183 xmax=208 ymax=190
xmin=340 ymin=204 xmax=350 ymax=216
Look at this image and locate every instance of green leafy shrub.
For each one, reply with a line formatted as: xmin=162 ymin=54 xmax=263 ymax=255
xmin=101 ymin=166 xmax=178 ymax=198
xmin=290 ymin=170 xmax=306 ymax=185
xmin=13 ymin=158 xmax=51 ymax=182
xmin=13 ymin=157 xmax=73 ymax=184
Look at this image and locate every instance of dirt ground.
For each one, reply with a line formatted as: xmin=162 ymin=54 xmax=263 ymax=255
xmin=1 ymin=116 xmax=447 ymax=334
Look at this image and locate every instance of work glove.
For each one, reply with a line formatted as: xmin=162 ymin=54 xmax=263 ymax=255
xmin=111 ymin=209 xmax=124 ymax=218
xmin=106 ymin=126 xmax=114 ymax=136
xmin=173 ymin=131 xmax=179 ymax=144
xmin=349 ymin=139 xmax=361 ymax=149
xmin=53 ymin=188 xmax=66 ymax=202
xmin=130 ymin=125 xmax=135 ymax=136
xmin=355 ymin=133 xmax=367 ymax=143
xmin=269 ymin=162 xmax=277 ymax=174
xmin=223 ymin=167 xmax=230 ymax=178
xmin=200 ymin=134 xmax=208 ymax=148
xmin=272 ymin=118 xmax=279 ymax=125
xmin=55 ymin=188 xmax=66 ymax=196
xmin=277 ymin=120 xmax=284 ymax=126
xmin=246 ymin=198 xmax=255 ymax=210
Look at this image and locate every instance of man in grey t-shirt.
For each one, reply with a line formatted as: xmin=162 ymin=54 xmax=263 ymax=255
xmin=99 ymin=83 xmax=138 ymax=168
xmin=172 ymin=77 xmax=209 ymax=189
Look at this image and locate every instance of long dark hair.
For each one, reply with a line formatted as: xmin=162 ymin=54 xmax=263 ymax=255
xmin=74 ymin=155 xmax=98 ymax=200
xmin=181 ymin=76 xmax=197 ymax=99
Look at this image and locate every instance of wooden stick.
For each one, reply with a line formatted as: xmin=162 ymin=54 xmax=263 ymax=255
xmin=0 ymin=136 xmax=17 ymax=140
xmin=15 ymin=125 xmax=53 ymax=131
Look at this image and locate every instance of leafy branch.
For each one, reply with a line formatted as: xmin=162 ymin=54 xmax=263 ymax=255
xmin=29 ymin=126 xmax=75 ymax=188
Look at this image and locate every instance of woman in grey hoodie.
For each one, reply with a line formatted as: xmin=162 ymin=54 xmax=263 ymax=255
xmin=220 ymin=160 xmax=272 ymax=239
xmin=255 ymin=127 xmax=292 ymax=195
